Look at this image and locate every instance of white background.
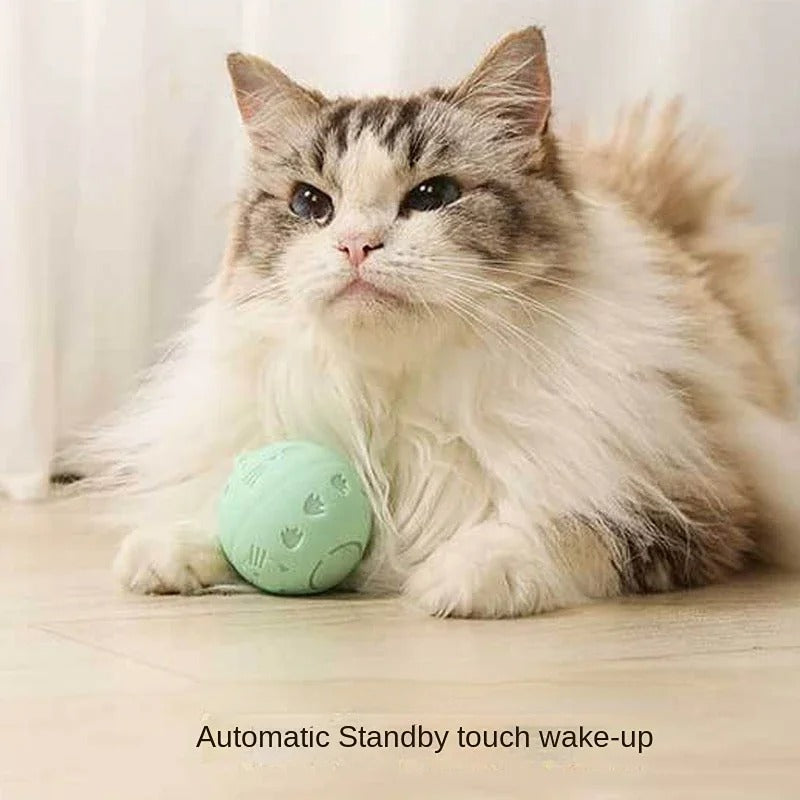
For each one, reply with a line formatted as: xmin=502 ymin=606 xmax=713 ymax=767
xmin=1 ymin=0 xmax=798 ymax=498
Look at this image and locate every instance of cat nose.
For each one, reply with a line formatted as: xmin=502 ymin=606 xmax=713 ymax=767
xmin=337 ymin=233 xmax=384 ymax=269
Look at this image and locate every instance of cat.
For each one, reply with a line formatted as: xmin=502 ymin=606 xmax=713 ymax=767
xmin=68 ymin=27 xmax=800 ymax=617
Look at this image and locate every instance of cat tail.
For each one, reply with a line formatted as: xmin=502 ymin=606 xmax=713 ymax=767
xmin=573 ymin=99 xmax=798 ymax=414
xmin=572 ymin=101 xmax=800 ymax=569
xmin=571 ymin=98 xmax=748 ymax=253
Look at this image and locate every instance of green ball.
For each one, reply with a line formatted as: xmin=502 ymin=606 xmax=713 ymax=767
xmin=218 ymin=441 xmax=372 ymax=595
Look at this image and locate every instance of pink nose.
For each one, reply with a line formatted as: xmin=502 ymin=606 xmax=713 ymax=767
xmin=337 ymin=234 xmax=384 ymax=269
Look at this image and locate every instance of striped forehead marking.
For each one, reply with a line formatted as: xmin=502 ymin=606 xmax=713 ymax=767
xmin=311 ymin=96 xmax=436 ymax=175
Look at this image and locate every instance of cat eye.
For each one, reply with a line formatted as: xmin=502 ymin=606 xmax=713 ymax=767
xmin=401 ymin=176 xmax=461 ymax=213
xmin=289 ymin=182 xmax=334 ymax=225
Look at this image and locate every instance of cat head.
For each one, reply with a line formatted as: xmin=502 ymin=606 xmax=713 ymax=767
xmin=223 ymin=27 xmax=581 ymax=350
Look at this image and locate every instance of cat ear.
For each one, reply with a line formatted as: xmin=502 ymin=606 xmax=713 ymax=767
xmin=226 ymin=53 xmax=324 ymax=143
xmin=453 ymin=27 xmax=551 ymax=138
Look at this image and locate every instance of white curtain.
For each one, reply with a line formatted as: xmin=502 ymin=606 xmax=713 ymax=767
xmin=2 ymin=0 xmax=798 ymax=500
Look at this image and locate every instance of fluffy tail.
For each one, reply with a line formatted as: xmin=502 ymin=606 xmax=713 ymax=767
xmin=572 ymin=102 xmax=800 ymax=567
xmin=572 ymin=100 xmax=797 ymax=416
xmin=570 ymin=99 xmax=745 ymax=251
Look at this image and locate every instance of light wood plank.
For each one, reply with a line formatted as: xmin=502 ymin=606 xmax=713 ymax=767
xmin=2 ymin=499 xmax=798 ymax=798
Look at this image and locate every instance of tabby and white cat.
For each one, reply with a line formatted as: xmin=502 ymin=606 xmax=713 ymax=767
xmin=74 ymin=27 xmax=800 ymax=617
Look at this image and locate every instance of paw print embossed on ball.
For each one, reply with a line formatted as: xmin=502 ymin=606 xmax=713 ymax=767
xmin=217 ymin=441 xmax=372 ymax=594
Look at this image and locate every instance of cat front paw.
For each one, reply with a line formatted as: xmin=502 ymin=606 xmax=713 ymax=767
xmin=404 ymin=522 xmax=570 ymax=618
xmin=113 ymin=525 xmax=242 ymax=595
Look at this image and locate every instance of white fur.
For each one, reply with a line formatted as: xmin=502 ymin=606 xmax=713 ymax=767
xmin=70 ymin=184 xmax=797 ymax=617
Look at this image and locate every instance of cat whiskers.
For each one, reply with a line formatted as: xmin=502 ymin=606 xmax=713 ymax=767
xmin=421 ymin=254 xmax=628 ymax=314
xmin=390 ymin=265 xmax=598 ymax=407
xmin=395 ymin=257 xmax=623 ymax=363
xmin=442 ymin=288 xmax=599 ymax=412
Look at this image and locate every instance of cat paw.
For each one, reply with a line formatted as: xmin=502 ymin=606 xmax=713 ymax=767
xmin=113 ymin=525 xmax=241 ymax=595
xmin=404 ymin=522 xmax=563 ymax=618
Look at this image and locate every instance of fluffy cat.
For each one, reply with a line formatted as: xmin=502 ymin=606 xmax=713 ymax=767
xmin=69 ymin=27 xmax=800 ymax=617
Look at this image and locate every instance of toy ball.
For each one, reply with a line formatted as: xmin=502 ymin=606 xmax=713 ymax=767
xmin=218 ymin=441 xmax=372 ymax=595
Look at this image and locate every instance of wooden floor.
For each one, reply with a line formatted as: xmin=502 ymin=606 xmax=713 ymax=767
xmin=2 ymin=498 xmax=799 ymax=799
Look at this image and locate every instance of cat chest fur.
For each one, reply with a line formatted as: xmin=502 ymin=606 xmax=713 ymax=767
xmin=258 ymin=342 xmax=501 ymax=581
